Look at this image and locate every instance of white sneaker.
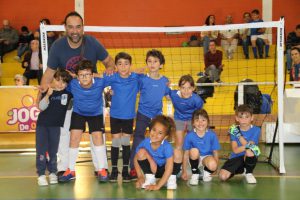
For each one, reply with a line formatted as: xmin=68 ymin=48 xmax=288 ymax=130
xmin=189 ymin=174 xmax=199 ymax=185
xmin=38 ymin=175 xmax=48 ymax=186
xmin=203 ymin=170 xmax=212 ymax=182
xmin=166 ymin=175 xmax=177 ymax=190
xmin=142 ymin=174 xmax=156 ymax=189
xmin=245 ymin=173 xmax=257 ymax=184
xmin=49 ymin=173 xmax=58 ymax=184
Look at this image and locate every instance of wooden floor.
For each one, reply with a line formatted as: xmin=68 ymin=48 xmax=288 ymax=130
xmin=0 ymin=145 xmax=299 ymax=200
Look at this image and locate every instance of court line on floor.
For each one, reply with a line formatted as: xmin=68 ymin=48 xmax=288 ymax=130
xmin=1 ymin=175 xmax=300 ymax=179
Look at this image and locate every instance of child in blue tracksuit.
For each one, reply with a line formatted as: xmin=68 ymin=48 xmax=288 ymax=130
xmin=36 ymin=69 xmax=72 ymax=186
xmin=182 ymin=109 xmax=220 ymax=185
xmin=134 ymin=115 xmax=181 ymax=190
xmin=129 ymin=49 xmax=170 ymax=179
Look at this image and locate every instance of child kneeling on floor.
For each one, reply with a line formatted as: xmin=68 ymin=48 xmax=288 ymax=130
xmin=182 ymin=109 xmax=220 ymax=185
xmin=134 ymin=115 xmax=182 ymax=190
xmin=219 ymin=104 xmax=261 ymax=184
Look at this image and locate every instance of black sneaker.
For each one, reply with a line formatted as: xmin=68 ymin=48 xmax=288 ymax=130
xmin=56 ymin=171 xmax=65 ymax=178
xmin=122 ymin=171 xmax=131 ymax=183
xmin=109 ymin=170 xmax=118 ymax=182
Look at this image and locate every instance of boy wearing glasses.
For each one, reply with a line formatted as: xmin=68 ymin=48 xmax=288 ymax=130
xmin=59 ymin=60 xmax=109 ymax=183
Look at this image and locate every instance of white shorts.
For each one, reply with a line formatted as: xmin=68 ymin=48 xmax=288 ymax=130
xmin=251 ymin=34 xmax=267 ymax=40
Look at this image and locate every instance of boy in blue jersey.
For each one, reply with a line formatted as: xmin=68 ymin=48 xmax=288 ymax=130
xmin=129 ymin=49 xmax=171 ymax=179
xmin=104 ymin=52 xmax=141 ymax=182
xmin=219 ymin=104 xmax=261 ymax=184
xmin=182 ymin=109 xmax=220 ymax=185
xmin=168 ymin=75 xmax=204 ymax=155
xmin=134 ymin=115 xmax=181 ymax=190
xmin=59 ymin=60 xmax=109 ymax=183
xmin=250 ymin=9 xmax=270 ymax=58
xmin=36 ymin=69 xmax=72 ymax=186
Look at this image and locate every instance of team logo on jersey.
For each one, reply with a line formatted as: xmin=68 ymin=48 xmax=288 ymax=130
xmin=65 ymin=56 xmax=86 ymax=73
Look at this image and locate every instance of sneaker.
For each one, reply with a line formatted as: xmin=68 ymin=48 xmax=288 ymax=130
xmin=142 ymin=174 xmax=156 ymax=189
xmin=56 ymin=171 xmax=65 ymax=178
xmin=167 ymin=175 xmax=177 ymax=190
xmin=245 ymin=173 xmax=257 ymax=184
xmin=49 ymin=173 xmax=58 ymax=184
xmin=122 ymin=171 xmax=131 ymax=183
xmin=129 ymin=168 xmax=137 ymax=180
xmin=216 ymin=79 xmax=223 ymax=83
xmin=38 ymin=175 xmax=48 ymax=186
xmin=109 ymin=170 xmax=118 ymax=182
xmin=58 ymin=169 xmax=76 ymax=183
xmin=98 ymin=168 xmax=109 ymax=183
xmin=203 ymin=170 xmax=212 ymax=182
xmin=189 ymin=174 xmax=200 ymax=185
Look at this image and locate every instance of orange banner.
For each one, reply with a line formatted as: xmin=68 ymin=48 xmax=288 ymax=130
xmin=0 ymin=86 xmax=40 ymax=132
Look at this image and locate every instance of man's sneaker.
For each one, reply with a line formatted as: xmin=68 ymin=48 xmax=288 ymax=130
xmin=58 ymin=169 xmax=76 ymax=183
xmin=167 ymin=175 xmax=177 ymax=190
xmin=109 ymin=170 xmax=118 ymax=182
xmin=189 ymin=174 xmax=200 ymax=185
xmin=56 ymin=171 xmax=65 ymax=178
xmin=38 ymin=175 xmax=48 ymax=186
xmin=49 ymin=173 xmax=58 ymax=184
xmin=245 ymin=173 xmax=257 ymax=184
xmin=203 ymin=170 xmax=212 ymax=182
xmin=122 ymin=171 xmax=131 ymax=183
xmin=129 ymin=168 xmax=137 ymax=180
xmin=98 ymin=168 xmax=109 ymax=183
xmin=141 ymin=174 xmax=156 ymax=189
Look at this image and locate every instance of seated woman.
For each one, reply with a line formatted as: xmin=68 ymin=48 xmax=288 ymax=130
xmin=22 ymin=39 xmax=43 ymax=85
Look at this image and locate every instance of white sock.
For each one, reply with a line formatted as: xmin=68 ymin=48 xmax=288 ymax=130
xmin=68 ymin=148 xmax=79 ymax=171
xmin=94 ymin=145 xmax=107 ymax=170
xmin=102 ymin=133 xmax=108 ymax=169
xmin=89 ymin=135 xmax=99 ymax=171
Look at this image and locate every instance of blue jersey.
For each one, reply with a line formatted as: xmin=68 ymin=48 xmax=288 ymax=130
xmin=67 ymin=78 xmax=105 ymax=116
xmin=136 ymin=138 xmax=173 ymax=167
xmin=169 ymin=90 xmax=204 ymax=121
xmin=250 ymin=19 xmax=264 ymax=35
xmin=47 ymin=35 xmax=108 ymax=73
xmin=138 ymin=75 xmax=169 ymax=118
xmin=104 ymin=73 xmax=140 ymax=119
xmin=230 ymin=125 xmax=261 ymax=159
xmin=183 ymin=130 xmax=220 ymax=156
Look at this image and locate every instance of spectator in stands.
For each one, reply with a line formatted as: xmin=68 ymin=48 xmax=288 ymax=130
xmin=14 ymin=74 xmax=27 ymax=86
xmin=286 ymin=24 xmax=300 ymax=71
xmin=240 ymin=12 xmax=251 ymax=59
xmin=250 ymin=9 xmax=270 ymax=58
xmin=0 ymin=19 xmax=19 ymax=62
xmin=290 ymin=47 xmax=300 ymax=81
xmin=204 ymin=40 xmax=223 ymax=83
xmin=201 ymin=15 xmax=218 ymax=55
xmin=22 ymin=39 xmax=43 ymax=85
xmin=14 ymin=26 xmax=34 ymax=62
xmin=219 ymin=15 xmax=239 ymax=59
xmin=35 ymin=18 xmax=57 ymax=50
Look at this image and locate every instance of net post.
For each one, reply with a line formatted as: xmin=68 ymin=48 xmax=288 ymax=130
xmin=277 ymin=17 xmax=286 ymax=174
xmin=40 ymin=23 xmax=49 ymax=73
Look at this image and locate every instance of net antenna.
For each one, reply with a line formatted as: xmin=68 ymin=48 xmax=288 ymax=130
xmin=40 ymin=18 xmax=285 ymax=173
